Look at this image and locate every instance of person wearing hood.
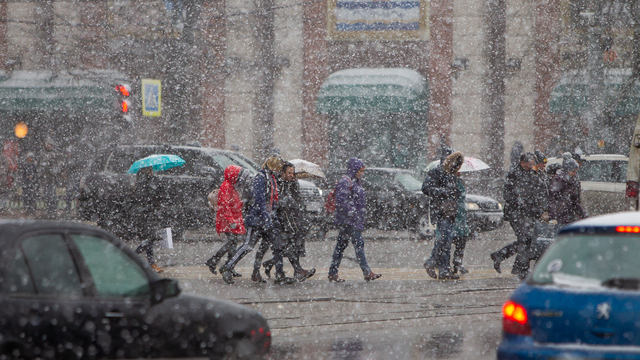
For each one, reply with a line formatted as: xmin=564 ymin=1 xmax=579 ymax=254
xmin=328 ymin=157 xmax=382 ymax=283
xmin=205 ymin=165 xmax=249 ymax=277
xmin=490 ymin=152 xmax=545 ymax=279
xmin=219 ymin=155 xmax=296 ymax=285
xmin=422 ymin=151 xmax=465 ymax=280
xmin=548 ymin=153 xmax=586 ymax=224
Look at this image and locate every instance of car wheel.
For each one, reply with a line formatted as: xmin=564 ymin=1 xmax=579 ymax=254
xmin=221 ymin=338 xmax=260 ymax=360
xmin=415 ymin=213 xmax=436 ymax=239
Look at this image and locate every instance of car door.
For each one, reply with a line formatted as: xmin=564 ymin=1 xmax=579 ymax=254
xmin=1 ymin=232 xmax=98 ymax=358
xmin=68 ymin=232 xmax=158 ymax=358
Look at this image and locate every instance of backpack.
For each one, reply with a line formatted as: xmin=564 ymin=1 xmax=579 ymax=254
xmin=207 ymin=189 xmax=219 ymax=214
xmin=324 ymin=175 xmax=352 ymax=214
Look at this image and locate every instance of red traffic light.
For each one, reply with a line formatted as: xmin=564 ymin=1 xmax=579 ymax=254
xmin=116 ymin=84 xmax=130 ymax=97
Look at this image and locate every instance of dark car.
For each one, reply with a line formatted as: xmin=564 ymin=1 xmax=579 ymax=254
xmin=78 ymin=144 xmax=325 ymax=241
xmin=78 ymin=144 xmax=243 ymax=239
xmin=0 ymin=219 xmax=270 ymax=359
xmin=316 ymin=168 xmax=503 ymax=239
xmin=498 ymin=212 xmax=640 ymax=360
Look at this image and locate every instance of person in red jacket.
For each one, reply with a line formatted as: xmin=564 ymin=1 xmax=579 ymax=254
xmin=205 ymin=165 xmax=249 ymax=276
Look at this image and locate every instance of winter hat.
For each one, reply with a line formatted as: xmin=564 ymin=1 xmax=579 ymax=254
xmin=534 ymin=150 xmax=547 ymax=165
xmin=562 ymin=152 xmax=579 ymax=173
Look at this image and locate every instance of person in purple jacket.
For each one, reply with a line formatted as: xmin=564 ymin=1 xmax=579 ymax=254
xmin=328 ymin=157 xmax=382 ymax=283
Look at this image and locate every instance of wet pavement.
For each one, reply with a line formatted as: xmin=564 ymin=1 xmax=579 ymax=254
xmin=144 ymin=225 xmax=521 ymax=360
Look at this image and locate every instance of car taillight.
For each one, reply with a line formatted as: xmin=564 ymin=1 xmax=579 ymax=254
xmin=626 ymin=181 xmax=639 ymax=198
xmin=616 ymin=226 xmax=640 ymax=233
xmin=503 ymin=300 xmax=531 ymax=336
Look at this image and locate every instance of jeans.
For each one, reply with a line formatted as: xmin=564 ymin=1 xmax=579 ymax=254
xmin=329 ymin=225 xmax=371 ymax=276
xmin=426 ymin=218 xmax=454 ymax=273
xmin=225 ymin=226 xmax=286 ymax=278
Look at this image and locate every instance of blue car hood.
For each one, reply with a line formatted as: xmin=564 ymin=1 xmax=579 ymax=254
xmin=511 ymin=283 xmax=640 ymax=346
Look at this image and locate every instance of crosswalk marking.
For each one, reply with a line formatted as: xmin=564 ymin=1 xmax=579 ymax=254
xmin=162 ymin=266 xmax=516 ymax=281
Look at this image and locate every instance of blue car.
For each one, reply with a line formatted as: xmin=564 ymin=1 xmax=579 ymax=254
xmin=497 ymin=212 xmax=640 ymax=360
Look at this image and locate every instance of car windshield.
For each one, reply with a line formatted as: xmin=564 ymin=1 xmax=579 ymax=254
xmin=395 ymin=173 xmax=422 ymax=192
xmin=531 ymin=234 xmax=640 ymax=289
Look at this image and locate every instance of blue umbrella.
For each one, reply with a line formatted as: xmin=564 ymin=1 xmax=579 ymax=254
xmin=127 ymin=154 xmax=186 ymax=174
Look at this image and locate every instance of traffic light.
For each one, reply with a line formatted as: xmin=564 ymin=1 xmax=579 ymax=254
xmin=116 ymin=84 xmax=131 ymax=114
xmin=14 ymin=122 xmax=28 ymax=138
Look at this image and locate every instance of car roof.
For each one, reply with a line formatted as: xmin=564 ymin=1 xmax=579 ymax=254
xmin=559 ymin=211 xmax=640 ymax=235
xmin=0 ymin=219 xmax=113 ymax=249
xmin=547 ymin=154 xmax=628 ymax=164
xmin=115 ymin=144 xmax=238 ymax=156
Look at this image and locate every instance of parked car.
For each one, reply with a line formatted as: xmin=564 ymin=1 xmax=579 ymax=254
xmin=497 ymin=211 xmax=640 ymax=359
xmin=77 ymin=144 xmax=325 ymax=241
xmin=0 ymin=219 xmax=270 ymax=359
xmin=315 ymin=168 xmax=503 ymax=239
xmin=547 ymin=154 xmax=628 ymax=216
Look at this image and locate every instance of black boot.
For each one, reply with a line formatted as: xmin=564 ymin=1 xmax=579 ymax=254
xmin=205 ymin=258 xmax=218 ymax=275
xmin=220 ymin=266 xmax=235 ymax=284
xmin=262 ymin=259 xmax=274 ymax=279
xmin=251 ymin=269 xmax=267 ymax=283
xmin=490 ymin=252 xmax=502 ymax=274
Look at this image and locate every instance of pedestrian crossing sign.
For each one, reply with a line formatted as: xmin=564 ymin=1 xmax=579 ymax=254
xmin=142 ymin=79 xmax=162 ymax=117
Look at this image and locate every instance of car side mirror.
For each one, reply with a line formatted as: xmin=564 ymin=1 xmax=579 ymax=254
xmin=199 ymin=166 xmax=220 ymax=178
xmin=151 ymin=278 xmax=181 ymax=304
xmin=634 ymin=134 xmax=640 ymax=149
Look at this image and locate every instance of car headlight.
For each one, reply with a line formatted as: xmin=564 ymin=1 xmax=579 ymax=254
xmin=498 ymin=203 xmax=503 ymax=210
xmin=465 ymin=203 xmax=480 ymax=211
xmin=318 ymin=189 xmax=323 ymax=197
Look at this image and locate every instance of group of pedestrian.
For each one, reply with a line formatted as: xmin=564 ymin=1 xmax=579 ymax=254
xmin=490 ymin=150 xmax=586 ymax=279
xmin=16 ymin=137 xmax=76 ymax=218
xmin=131 ymin=147 xmax=585 ymax=282
xmin=200 ymin=155 xmax=382 ymax=284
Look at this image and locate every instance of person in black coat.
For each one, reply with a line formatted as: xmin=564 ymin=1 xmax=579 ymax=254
xmin=422 ymin=151 xmax=465 ymax=280
xmin=132 ymin=166 xmax=169 ymax=273
xmin=490 ymin=152 xmax=545 ymax=279
xmin=263 ymin=162 xmax=316 ymax=281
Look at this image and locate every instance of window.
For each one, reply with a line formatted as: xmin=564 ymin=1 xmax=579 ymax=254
xmin=579 ymin=160 xmax=627 ymax=183
xmin=20 ymin=234 xmax=84 ymax=296
xmin=4 ymin=250 xmax=36 ymax=294
xmin=72 ymin=234 xmax=151 ymax=297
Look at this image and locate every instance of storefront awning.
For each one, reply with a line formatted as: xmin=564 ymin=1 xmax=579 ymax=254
xmin=549 ymin=68 xmax=640 ymax=116
xmin=0 ymin=70 xmax=128 ymax=112
xmin=316 ymin=68 xmax=429 ymax=114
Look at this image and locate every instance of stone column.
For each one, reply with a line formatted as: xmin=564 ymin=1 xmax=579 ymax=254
xmin=302 ymin=0 xmax=329 ymax=165
xmin=533 ymin=0 xmax=561 ymax=152
xmin=200 ymin=0 xmax=227 ymax=149
xmin=428 ymin=0 xmax=454 ymax=158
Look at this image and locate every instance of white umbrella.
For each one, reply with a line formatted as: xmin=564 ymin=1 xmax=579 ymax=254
xmin=424 ymin=156 xmax=490 ymax=173
xmin=289 ymin=159 xmax=325 ymax=179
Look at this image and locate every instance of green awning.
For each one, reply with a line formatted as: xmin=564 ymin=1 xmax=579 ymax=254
xmin=549 ymin=68 xmax=640 ymax=116
xmin=316 ymin=68 xmax=429 ymax=114
xmin=0 ymin=70 xmax=128 ymax=112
